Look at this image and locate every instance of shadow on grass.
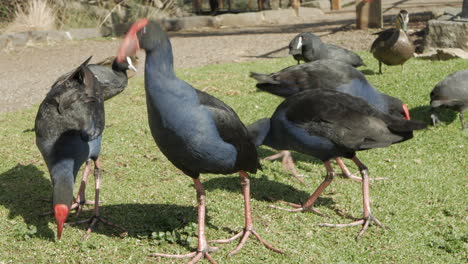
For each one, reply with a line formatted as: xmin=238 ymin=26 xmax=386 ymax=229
xmin=71 ymin=203 xmax=201 ymax=251
xmin=0 ymin=163 xmax=55 ymax=240
xmin=203 ymin=174 xmax=334 ymax=209
xmin=360 ymin=69 xmax=379 ymax=76
xmin=0 ymin=164 xmax=202 ymax=248
xmin=410 ymin=105 xmax=457 ymax=125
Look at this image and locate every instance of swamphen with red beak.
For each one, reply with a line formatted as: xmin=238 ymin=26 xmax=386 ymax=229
xmin=250 ymin=59 xmax=410 ymax=183
xmin=35 ymin=57 xmax=124 ymax=240
xmin=116 ymin=19 xmax=283 ymax=263
xmin=248 ymin=89 xmax=427 ymax=237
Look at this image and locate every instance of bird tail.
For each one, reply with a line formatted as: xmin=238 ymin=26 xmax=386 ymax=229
xmin=249 ymin=72 xmax=279 ymax=84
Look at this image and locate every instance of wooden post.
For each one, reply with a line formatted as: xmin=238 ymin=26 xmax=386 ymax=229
xmin=462 ymin=0 xmax=468 ymax=18
xmin=331 ymin=0 xmax=341 ymax=11
xmin=356 ymin=0 xmax=382 ymax=29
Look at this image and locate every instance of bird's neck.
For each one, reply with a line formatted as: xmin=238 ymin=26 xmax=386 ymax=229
xmin=50 ymin=159 xmax=75 ymax=206
xmin=144 ymin=41 xmax=176 ymax=81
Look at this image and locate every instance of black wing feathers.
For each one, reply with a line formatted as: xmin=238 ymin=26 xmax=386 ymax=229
xmin=282 ymin=90 xmax=426 ymax=150
xmin=35 ymin=56 xmax=104 ymax=142
xmin=195 ymin=89 xmax=261 ymax=173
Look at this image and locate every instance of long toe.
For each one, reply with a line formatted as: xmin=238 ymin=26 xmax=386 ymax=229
xmin=210 ymin=228 xmax=284 ymax=257
xmin=319 ymin=213 xmax=386 ymax=239
xmin=150 ymin=246 xmax=219 ymax=264
xmin=268 ymin=201 xmax=327 ymax=217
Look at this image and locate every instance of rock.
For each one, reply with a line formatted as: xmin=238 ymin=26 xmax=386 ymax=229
xmin=425 ymin=19 xmax=468 ymax=50
xmin=215 ymin=12 xmax=264 ymax=28
xmin=10 ymin=33 xmax=28 ymax=47
xmin=305 ymin=0 xmax=330 ymax=11
xmin=67 ymin=28 xmax=102 ymax=40
xmin=162 ymin=16 xmax=218 ymax=31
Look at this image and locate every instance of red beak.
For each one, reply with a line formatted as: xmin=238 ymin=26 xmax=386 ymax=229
xmin=117 ymin=18 xmax=149 ymax=63
xmin=402 ymin=104 xmax=410 ymax=120
xmin=54 ymin=204 xmax=69 ymax=240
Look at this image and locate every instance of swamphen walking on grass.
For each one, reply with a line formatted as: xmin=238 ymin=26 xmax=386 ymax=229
xmin=248 ymin=89 xmax=426 ymax=238
xmin=116 ymin=19 xmax=283 ymax=263
xmin=250 ymin=59 xmax=410 ymax=183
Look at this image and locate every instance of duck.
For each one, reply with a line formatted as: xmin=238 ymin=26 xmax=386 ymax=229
xmin=115 ymin=19 xmax=283 ymax=263
xmin=430 ymin=69 xmax=468 ymax=130
xmin=289 ymin=32 xmax=365 ymax=67
xmin=248 ymin=89 xmax=427 ymax=237
xmin=35 ymin=57 xmax=124 ymax=240
xmin=250 ymin=59 xmax=410 ymax=182
xmin=370 ymin=10 xmax=415 ymax=74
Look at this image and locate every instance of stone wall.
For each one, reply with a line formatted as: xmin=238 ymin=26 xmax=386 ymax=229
xmin=425 ymin=20 xmax=468 ymax=50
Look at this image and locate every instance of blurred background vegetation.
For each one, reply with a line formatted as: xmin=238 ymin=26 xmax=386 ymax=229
xmin=0 ymin=0 xmax=278 ymax=33
xmin=0 ymin=0 xmax=193 ymax=33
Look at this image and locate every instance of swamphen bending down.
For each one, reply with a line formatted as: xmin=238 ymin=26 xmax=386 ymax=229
xmin=248 ymin=89 xmax=426 ymax=237
xmin=116 ymin=19 xmax=283 ymax=263
xmin=40 ymin=56 xmax=136 ymax=221
xmin=289 ymin=32 xmax=365 ymax=67
xmin=35 ymin=57 xmax=125 ymax=240
xmin=250 ymin=59 xmax=410 ymax=182
xmin=430 ymin=69 xmax=468 ymax=130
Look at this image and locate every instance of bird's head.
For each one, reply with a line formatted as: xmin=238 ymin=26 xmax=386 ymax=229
xmin=112 ymin=56 xmax=138 ymax=73
xmin=117 ymin=18 xmax=169 ymax=64
xmin=396 ymin=10 xmax=410 ymax=32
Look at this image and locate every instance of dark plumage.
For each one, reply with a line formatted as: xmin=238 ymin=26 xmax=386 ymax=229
xmin=289 ymin=32 xmax=365 ymax=67
xmin=430 ymin=69 xmax=468 ymax=130
xmin=250 ymin=59 xmax=410 ymax=182
xmin=35 ymin=57 xmax=104 ymax=240
xmin=35 ymin=57 xmax=126 ymax=240
xmin=248 ymin=89 xmax=427 ymax=237
xmin=55 ymin=56 xmax=137 ymax=101
xmin=370 ymin=10 xmax=415 ymax=74
xmin=251 ymin=59 xmax=408 ymax=118
xmin=116 ymin=19 xmax=282 ymax=263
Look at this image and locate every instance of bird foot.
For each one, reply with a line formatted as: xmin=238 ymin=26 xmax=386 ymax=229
xmin=67 ymin=215 xmax=127 ymax=240
xmin=268 ymin=200 xmax=327 ymax=217
xmin=430 ymin=114 xmax=441 ymax=127
xmin=210 ymin=228 xmax=284 ymax=257
xmin=319 ymin=214 xmax=386 ymax=239
xmin=150 ymin=246 xmax=219 ymax=264
xmin=339 ymin=173 xmax=387 ymax=182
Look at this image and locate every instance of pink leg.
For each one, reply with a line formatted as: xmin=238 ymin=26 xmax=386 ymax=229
xmin=72 ymin=160 xmax=96 ymax=217
xmin=336 ymin=158 xmax=387 ymax=182
xmin=150 ymin=178 xmax=218 ymax=263
xmin=270 ymin=161 xmax=334 ymax=216
xmin=67 ymin=158 xmax=127 ymax=239
xmin=211 ymin=171 xmax=284 ymax=257
xmin=264 ymin=150 xmax=305 ymax=184
xmin=320 ymin=156 xmax=386 ymax=238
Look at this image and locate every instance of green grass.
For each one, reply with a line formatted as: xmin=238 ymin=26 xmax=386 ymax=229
xmin=0 ymin=52 xmax=467 ymax=263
